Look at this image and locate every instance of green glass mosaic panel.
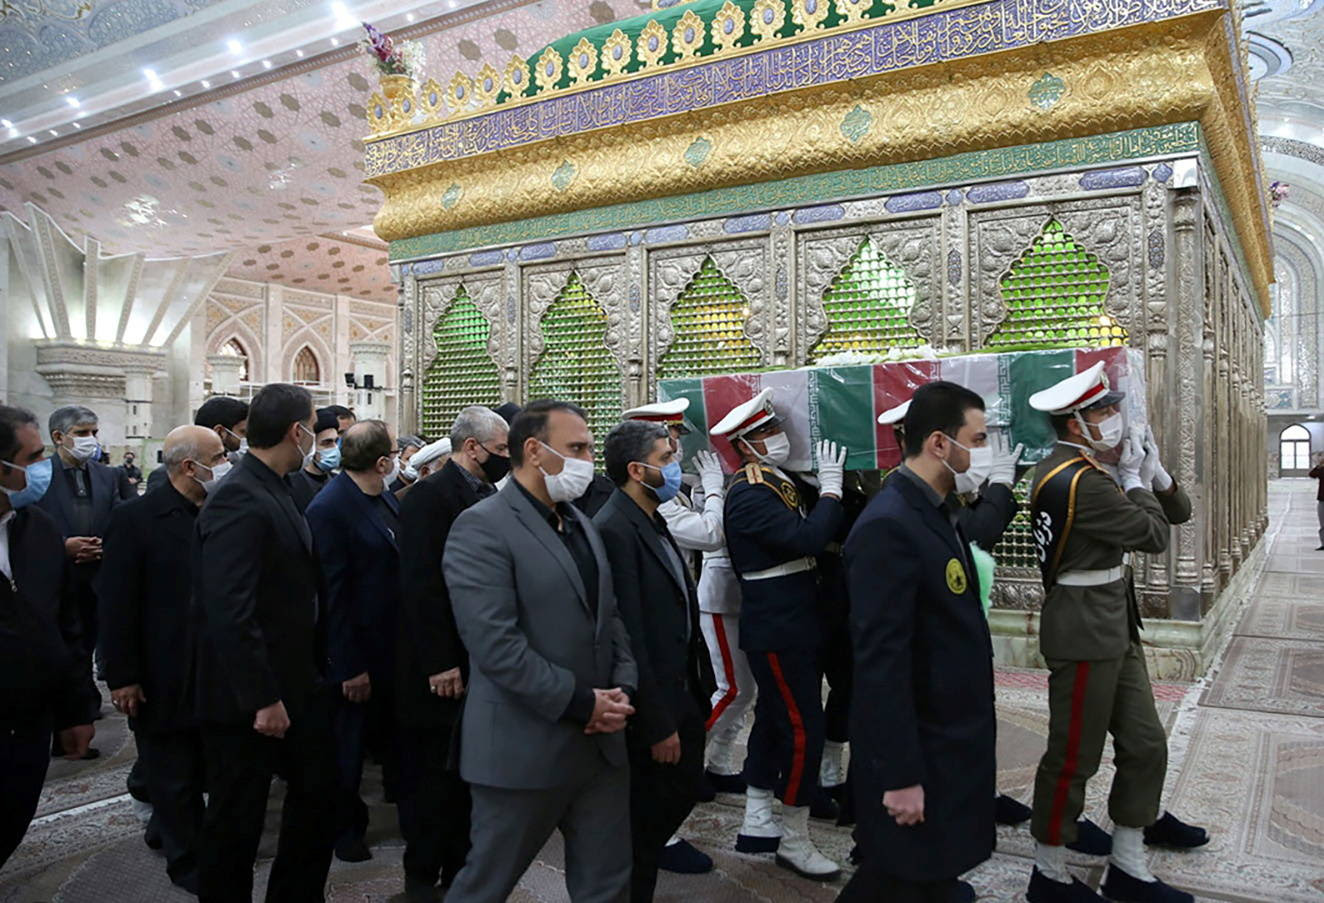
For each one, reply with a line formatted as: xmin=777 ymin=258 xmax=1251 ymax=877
xmin=527 ymin=273 xmax=621 ymax=451
xmin=987 ymin=220 xmax=1126 ymax=349
xmin=808 ymin=240 xmax=923 ymax=362
xmin=658 ymin=257 xmax=761 ymax=379
xmin=995 ymin=479 xmax=1037 ymax=571
xmin=420 ymin=289 xmax=501 ymax=440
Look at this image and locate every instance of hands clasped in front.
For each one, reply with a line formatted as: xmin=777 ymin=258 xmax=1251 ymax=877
xmin=584 ymin=687 xmax=634 ymax=736
xmin=884 ymin=784 xmax=925 ymax=826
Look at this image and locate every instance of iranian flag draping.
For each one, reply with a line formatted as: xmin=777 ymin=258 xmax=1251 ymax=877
xmin=658 ymin=346 xmax=1146 ymax=472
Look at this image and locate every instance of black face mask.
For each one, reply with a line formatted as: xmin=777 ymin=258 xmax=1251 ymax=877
xmin=479 ymin=446 xmax=510 ymax=483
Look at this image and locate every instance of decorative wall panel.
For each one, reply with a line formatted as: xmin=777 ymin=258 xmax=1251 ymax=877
xmin=419 ymin=286 xmax=503 ymax=440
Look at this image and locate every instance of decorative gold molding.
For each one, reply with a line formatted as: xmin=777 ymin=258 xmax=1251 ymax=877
xmin=366 ymin=12 xmax=1272 ymax=313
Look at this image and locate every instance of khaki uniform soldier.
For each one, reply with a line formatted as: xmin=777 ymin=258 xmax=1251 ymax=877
xmin=1025 ymin=362 xmax=1208 ymax=903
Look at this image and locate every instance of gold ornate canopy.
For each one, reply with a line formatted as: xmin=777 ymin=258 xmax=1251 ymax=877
xmin=362 ymin=0 xmax=1273 ymax=313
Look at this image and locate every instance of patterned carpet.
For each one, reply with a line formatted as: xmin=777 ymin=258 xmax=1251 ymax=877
xmin=2 ymin=480 xmax=1322 ymax=902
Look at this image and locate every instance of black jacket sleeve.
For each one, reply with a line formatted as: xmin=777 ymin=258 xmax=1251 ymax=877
xmin=957 ymin=483 xmax=1020 ymax=551
xmin=96 ymin=504 xmax=145 ymax=691
xmin=398 ymin=479 xmax=465 ymax=678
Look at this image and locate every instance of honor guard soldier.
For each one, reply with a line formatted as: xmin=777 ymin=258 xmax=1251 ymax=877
xmin=710 ymin=388 xmax=847 ymax=881
xmin=1025 ymin=362 xmax=1208 ymax=903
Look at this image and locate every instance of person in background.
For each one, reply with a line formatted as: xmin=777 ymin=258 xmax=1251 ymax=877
xmin=391 ymin=436 xmax=426 ymax=494
xmin=287 ymin=408 xmax=341 ymax=513
xmin=38 ymin=405 xmax=120 ymax=722
xmin=120 ymin=452 xmax=142 ymax=490
xmin=711 ymin=388 xmax=846 ymax=881
xmin=595 ymin=420 xmax=716 ymax=902
xmin=192 ymin=383 xmax=338 ymax=903
xmin=1310 ymin=453 xmax=1324 ymax=551
xmin=394 ymin=438 xmax=451 ymax=502
xmin=306 ymin=420 xmax=403 ymax=865
xmin=97 ymin=425 xmax=227 ymax=894
xmin=395 ymin=406 xmax=508 ymax=902
xmin=493 ymin=402 xmax=522 ymax=426
xmin=146 ymin=397 xmax=249 ymax=493
xmin=323 ymin=404 xmax=357 ymax=437
xmin=839 ymin=381 xmax=997 ymax=903
xmin=0 ymin=404 xmax=99 ymax=869
xmin=441 ymin=400 xmax=637 ymax=903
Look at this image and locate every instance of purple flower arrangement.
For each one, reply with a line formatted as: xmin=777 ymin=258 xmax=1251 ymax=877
xmin=360 ymin=22 xmax=424 ymax=77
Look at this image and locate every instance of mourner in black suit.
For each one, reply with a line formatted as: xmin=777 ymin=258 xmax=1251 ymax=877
xmin=394 ymin=405 xmax=509 ymax=901
xmin=0 ymin=405 xmax=99 ymax=869
xmin=37 ymin=404 xmax=121 ymax=664
xmin=97 ymin=425 xmax=230 ymax=894
xmin=146 ymin=396 xmax=248 ymax=494
xmin=287 ymin=408 xmax=341 ymax=513
xmin=594 ymin=421 xmax=716 ymax=903
xmin=306 ymin=420 xmax=404 ymax=865
xmin=192 ymin=383 xmax=338 ymax=903
xmin=839 ymin=382 xmax=998 ymax=903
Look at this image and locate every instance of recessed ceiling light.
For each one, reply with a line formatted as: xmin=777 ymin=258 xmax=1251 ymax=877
xmin=173 ymin=89 xmax=182 ymax=97
xmin=48 ymin=130 xmax=57 ymax=136
xmin=227 ymin=38 xmax=243 ymax=55
xmin=143 ymin=67 xmax=164 ymax=90
xmin=6 ymin=128 xmax=18 ymax=138
xmin=330 ymin=36 xmax=340 ymax=46
xmin=296 ymin=49 xmax=305 ymax=57
xmin=331 ymin=1 xmax=358 ymax=29
xmin=65 ymin=96 xmax=80 ymax=108
xmin=201 ymin=79 xmax=211 ymax=88
xmin=27 ymin=136 xmax=36 ymax=144
xmin=72 ymin=121 xmax=81 ymax=129
xmin=0 ymin=119 xmax=11 ymax=128
xmin=406 ymin=12 xmax=415 ymax=21
xmin=262 ymin=59 xmax=272 ymax=69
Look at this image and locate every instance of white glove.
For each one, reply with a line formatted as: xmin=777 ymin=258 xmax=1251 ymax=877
xmin=987 ymin=433 xmax=1023 ymax=487
xmin=693 ymin=449 xmax=726 ymax=500
xmin=1117 ymin=426 xmax=1146 ymax=493
xmin=1145 ymin=426 xmax=1173 ymax=492
xmin=815 ymin=440 xmax=847 ymax=499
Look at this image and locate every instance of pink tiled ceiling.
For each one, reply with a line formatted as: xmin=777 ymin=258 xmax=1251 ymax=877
xmin=0 ymin=0 xmax=649 ymax=270
xmin=226 ymin=234 xmax=395 ymax=302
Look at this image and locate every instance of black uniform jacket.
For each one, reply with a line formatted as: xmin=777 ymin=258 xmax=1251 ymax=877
xmin=0 ymin=505 xmax=100 ymax=730
xmin=593 ymin=489 xmax=716 ymax=747
xmin=395 ymin=459 xmax=480 ymax=728
xmin=287 ymin=466 xmax=332 ymax=514
xmin=96 ymin=483 xmax=200 ymax=732
xmin=844 ymin=472 xmax=996 ymax=882
xmin=192 ymin=452 xmax=325 ymax=725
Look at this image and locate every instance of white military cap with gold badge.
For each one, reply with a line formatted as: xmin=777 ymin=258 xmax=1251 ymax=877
xmin=709 ymin=387 xmax=782 ymax=440
xmin=623 ymin=398 xmax=692 ymax=434
xmin=1028 ymin=361 xmax=1125 ymax=415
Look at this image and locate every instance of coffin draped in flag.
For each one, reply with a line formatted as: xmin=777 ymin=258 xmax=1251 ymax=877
xmin=659 ymin=346 xmax=1147 ymax=472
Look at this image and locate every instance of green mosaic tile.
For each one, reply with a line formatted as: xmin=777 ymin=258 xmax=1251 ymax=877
xmin=659 ymin=257 xmax=762 ymax=378
xmin=997 ymin=478 xmax=1037 ymax=570
xmin=527 ymin=273 xmax=622 ymax=452
xmin=986 ymin=220 xmax=1127 ymax=349
xmin=809 ymin=240 xmax=923 ymax=361
xmin=420 ymin=289 xmax=502 ymax=439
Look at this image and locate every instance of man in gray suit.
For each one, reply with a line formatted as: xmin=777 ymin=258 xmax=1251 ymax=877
xmin=442 ymin=399 xmax=639 ymax=903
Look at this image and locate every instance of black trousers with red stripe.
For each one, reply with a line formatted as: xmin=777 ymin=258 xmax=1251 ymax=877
xmin=744 ymin=648 xmax=825 ymax=808
xmin=1030 ymin=641 xmax=1168 ymax=845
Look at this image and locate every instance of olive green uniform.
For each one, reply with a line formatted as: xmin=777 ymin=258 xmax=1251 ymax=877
xmin=1028 ymin=442 xmax=1191 ymax=846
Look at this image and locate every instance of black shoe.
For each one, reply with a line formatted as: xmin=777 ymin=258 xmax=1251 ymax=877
xmin=658 ymin=838 xmax=714 ymax=874
xmin=995 ymin=793 xmax=1032 ymax=825
xmin=695 ymin=774 xmax=717 ymax=803
xmin=734 ymin=833 xmax=780 ymax=853
xmin=1101 ymin=865 xmax=1194 ymax=902
xmin=1027 ymin=867 xmax=1106 ymax=902
xmin=705 ymin=770 xmax=746 ymax=794
xmin=826 ymin=782 xmax=848 ymax=803
xmin=946 ymin=879 xmax=976 ymax=903
xmin=1143 ymin=811 xmax=1209 ymax=849
xmin=404 ymin=874 xmax=442 ymax=903
xmin=334 ymin=836 xmax=372 ymax=863
xmin=144 ymin=824 xmax=163 ymax=851
xmin=1066 ymin=818 xmax=1112 ymax=856
xmin=51 ymin=746 xmax=100 ymax=760
xmin=810 ymin=787 xmax=839 ymax=821
xmin=849 ymin=844 xmax=864 ymax=866
xmin=170 ymin=869 xmax=201 ymax=896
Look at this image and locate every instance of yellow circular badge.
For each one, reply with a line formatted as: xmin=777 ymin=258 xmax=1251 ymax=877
xmin=946 ymin=558 xmax=968 ymax=595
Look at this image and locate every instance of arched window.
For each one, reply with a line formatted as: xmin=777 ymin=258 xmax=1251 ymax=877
xmin=1280 ymin=423 xmax=1312 ymax=475
xmin=220 ymin=338 xmax=249 ymax=382
xmin=292 ymin=346 xmax=321 ymax=385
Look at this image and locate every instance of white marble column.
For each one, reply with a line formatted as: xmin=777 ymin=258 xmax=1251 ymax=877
xmin=123 ymin=366 xmax=156 ymax=440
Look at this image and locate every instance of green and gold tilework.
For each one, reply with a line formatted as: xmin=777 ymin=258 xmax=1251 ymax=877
xmin=659 ymin=257 xmax=762 ymax=378
xmin=420 ymin=288 xmax=502 ymax=439
xmin=809 ymin=240 xmax=923 ymax=361
xmin=527 ymin=273 xmax=622 ymax=451
xmin=987 ymin=220 xmax=1126 ymax=349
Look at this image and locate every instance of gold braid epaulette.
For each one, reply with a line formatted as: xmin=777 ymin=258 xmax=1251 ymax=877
xmin=731 ymin=463 xmax=799 ymax=510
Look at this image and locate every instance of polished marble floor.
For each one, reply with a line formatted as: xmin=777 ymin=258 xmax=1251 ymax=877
xmin=2 ymin=480 xmax=1321 ymax=902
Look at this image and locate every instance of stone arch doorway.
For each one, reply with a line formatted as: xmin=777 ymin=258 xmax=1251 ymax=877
xmin=1279 ymin=423 xmax=1312 ymax=477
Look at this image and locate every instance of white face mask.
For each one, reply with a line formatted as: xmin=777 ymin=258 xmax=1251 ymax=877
xmin=67 ymin=434 xmax=100 ymax=463
xmin=382 ymin=455 xmax=401 ymax=488
xmin=296 ymin=423 xmax=317 ymax=468
xmin=538 ymin=440 xmax=596 ymax=503
xmin=942 ymin=436 xmax=993 ymax=495
xmin=1077 ymin=411 xmax=1125 ymax=452
xmin=236 ymin=438 xmax=249 ymax=457
xmin=746 ymin=431 xmax=791 ymax=468
xmin=192 ymin=458 xmax=232 ymax=495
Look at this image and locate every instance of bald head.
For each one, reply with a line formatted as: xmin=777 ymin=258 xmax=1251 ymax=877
xmin=164 ymin=425 xmax=224 ymax=474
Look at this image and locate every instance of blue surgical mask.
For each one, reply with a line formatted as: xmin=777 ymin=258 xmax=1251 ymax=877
xmin=639 ymin=460 xmax=683 ymax=503
xmin=1 ymin=457 xmax=53 ymax=509
xmin=315 ymin=445 xmax=341 ymax=472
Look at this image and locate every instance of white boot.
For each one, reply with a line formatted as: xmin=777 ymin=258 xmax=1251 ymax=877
xmin=775 ymin=805 xmax=841 ymax=880
xmin=819 ymin=740 xmax=846 ymax=788
xmin=735 ymin=786 xmax=782 ymax=853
